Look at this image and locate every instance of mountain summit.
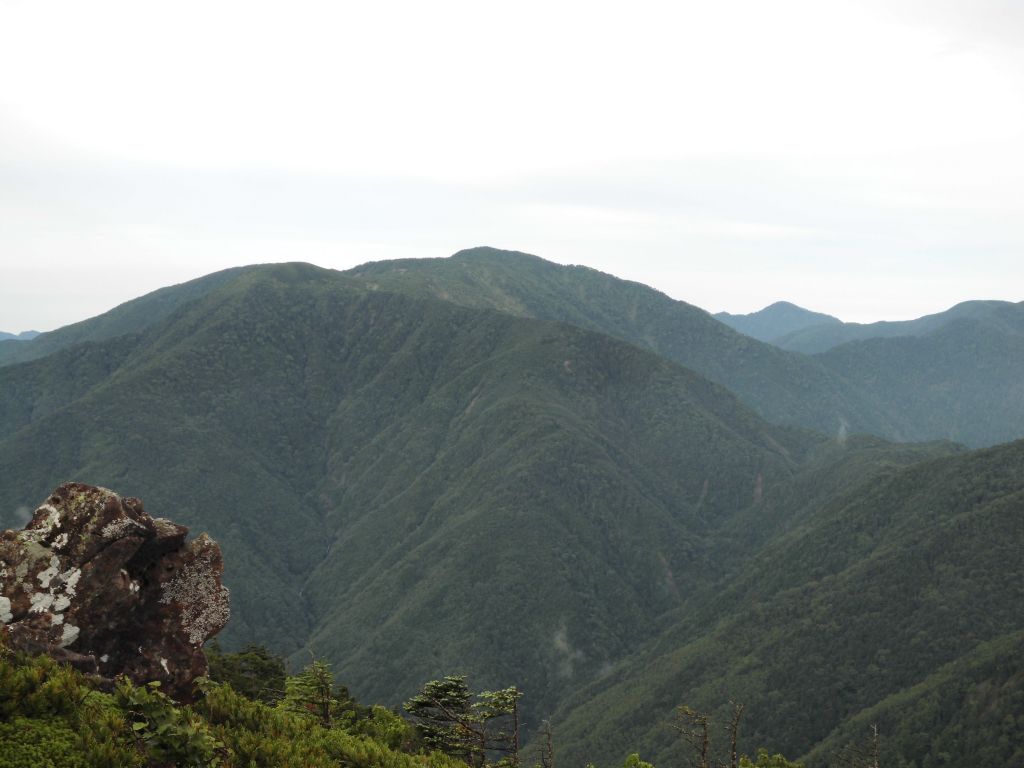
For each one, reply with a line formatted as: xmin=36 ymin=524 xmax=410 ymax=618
xmin=714 ymin=301 xmax=841 ymax=343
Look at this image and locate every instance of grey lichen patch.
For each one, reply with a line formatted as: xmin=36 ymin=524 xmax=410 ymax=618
xmin=0 ymin=596 xmax=12 ymax=624
xmin=62 ymin=568 xmax=82 ymax=594
xmin=59 ymin=622 xmax=80 ymax=648
xmin=158 ymin=547 xmax=230 ymax=645
xmin=36 ymin=555 xmax=61 ymax=588
xmin=101 ymin=517 xmax=144 ymax=540
xmin=24 ymin=561 xmax=81 ymax=618
xmin=19 ymin=503 xmax=62 ymax=543
xmin=17 ymin=540 xmax=51 ymax=568
xmin=29 ymin=591 xmax=54 ymax=613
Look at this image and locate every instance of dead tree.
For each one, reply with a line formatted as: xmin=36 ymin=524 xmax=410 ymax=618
xmin=676 ymin=705 xmax=713 ymax=768
xmin=830 ymin=724 xmax=882 ymax=768
xmin=720 ymin=702 xmax=745 ymax=768
xmin=675 ymin=701 xmax=747 ymax=768
xmin=535 ymin=719 xmax=555 ymax=768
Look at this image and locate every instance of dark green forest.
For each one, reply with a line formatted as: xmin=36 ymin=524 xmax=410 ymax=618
xmin=343 ymin=248 xmax=1024 ymax=447
xmin=1 ymin=251 xmax=1022 ymax=766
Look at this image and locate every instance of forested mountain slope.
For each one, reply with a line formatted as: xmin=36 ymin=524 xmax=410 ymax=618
xmin=546 ymin=438 xmax=1024 ymax=766
xmin=0 ymin=262 xmax=833 ymax=727
xmin=346 ymin=248 xmax=895 ymax=440
xmin=803 ymin=629 xmax=1024 ymax=768
xmin=0 ymin=266 xmax=256 ymax=368
xmin=348 ymin=249 xmax=1024 ymax=446
xmin=10 ymin=249 xmax=1020 ymax=447
xmin=0 ymin=258 xmax=1018 ymax=766
xmin=815 ymin=317 xmax=1024 ymax=446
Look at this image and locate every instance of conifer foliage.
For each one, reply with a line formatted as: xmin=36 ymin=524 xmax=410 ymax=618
xmin=404 ymin=675 xmax=523 ymax=767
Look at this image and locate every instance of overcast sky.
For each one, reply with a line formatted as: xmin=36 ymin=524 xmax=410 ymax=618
xmin=1 ymin=0 xmax=1022 ymax=331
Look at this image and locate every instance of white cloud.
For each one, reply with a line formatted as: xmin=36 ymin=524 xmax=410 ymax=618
xmin=3 ymin=0 xmax=1021 ymax=177
xmin=0 ymin=0 xmax=1021 ymax=329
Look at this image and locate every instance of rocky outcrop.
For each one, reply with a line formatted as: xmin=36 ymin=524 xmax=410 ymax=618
xmin=0 ymin=483 xmax=229 ymax=700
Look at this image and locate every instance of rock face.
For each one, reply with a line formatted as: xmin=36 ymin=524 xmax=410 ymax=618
xmin=0 ymin=482 xmax=230 ymax=700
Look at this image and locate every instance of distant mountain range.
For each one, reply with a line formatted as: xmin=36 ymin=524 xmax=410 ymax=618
xmin=0 ymin=249 xmax=1021 ymax=766
xmin=715 ymin=301 xmax=841 ymax=343
xmin=772 ymin=299 xmax=1024 ymax=354
xmin=716 ymin=298 xmax=1024 ymax=354
xmin=0 ymin=330 xmax=40 ymax=341
xmin=714 ymin=296 xmax=1024 ymax=446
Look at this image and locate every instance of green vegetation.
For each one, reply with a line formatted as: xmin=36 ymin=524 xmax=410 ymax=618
xmin=0 ymin=262 xmax=826 ymax=722
xmin=0 ymin=642 xmax=811 ymax=768
xmin=803 ymin=630 xmax=1024 ymax=768
xmin=0 ymin=642 xmax=468 ymax=768
xmin=344 ymin=248 xmax=898 ymax=440
xmin=544 ymin=439 xmax=1024 ymax=765
xmin=0 ymin=266 xmax=258 ymax=369
xmin=404 ymin=676 xmax=522 ymax=766
xmin=0 ymin=254 xmax=1021 ymax=765
xmin=739 ymin=750 xmax=804 ymax=768
xmin=345 ymin=249 xmax=1024 ymax=446
xmin=816 ymin=316 xmax=1024 ymax=446
xmin=8 ymin=252 xmax=1023 ymax=446
xmin=206 ymin=643 xmax=286 ymax=705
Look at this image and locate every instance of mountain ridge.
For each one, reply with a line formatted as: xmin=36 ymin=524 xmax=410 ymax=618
xmin=774 ymin=299 xmax=1024 ymax=354
xmin=715 ymin=301 xmax=841 ymax=343
xmin=0 ymin=330 xmax=40 ymax=341
xmin=347 ymin=247 xmax=899 ymax=442
xmin=0 ymin=265 xmax=259 ymax=368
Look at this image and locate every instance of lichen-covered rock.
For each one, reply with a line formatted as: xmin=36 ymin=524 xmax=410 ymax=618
xmin=0 ymin=482 xmax=230 ymax=700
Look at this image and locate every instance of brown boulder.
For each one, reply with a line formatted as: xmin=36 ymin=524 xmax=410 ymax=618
xmin=0 ymin=482 xmax=230 ymax=700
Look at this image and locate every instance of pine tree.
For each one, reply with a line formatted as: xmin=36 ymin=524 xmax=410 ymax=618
xmin=280 ymin=659 xmax=338 ymax=728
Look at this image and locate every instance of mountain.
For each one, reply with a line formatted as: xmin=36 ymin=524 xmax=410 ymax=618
xmin=345 ymin=248 xmax=896 ymax=440
xmin=714 ymin=301 xmax=841 ymax=343
xmin=347 ymin=250 xmax=1024 ymax=447
xmin=0 ymin=330 xmax=40 ymax=341
xmin=9 ymin=249 xmax=1020 ymax=447
xmin=802 ymin=629 xmax=1024 ymax=768
xmin=0 ymin=266 xmax=257 ymax=368
xmin=0 ymin=262 xmax=836 ymax=727
xmin=774 ymin=299 xmax=1023 ymax=354
xmin=814 ymin=316 xmax=1024 ymax=446
xmin=545 ymin=437 xmax=1024 ymax=766
xmin=0 ymin=256 xmax=1019 ymax=766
